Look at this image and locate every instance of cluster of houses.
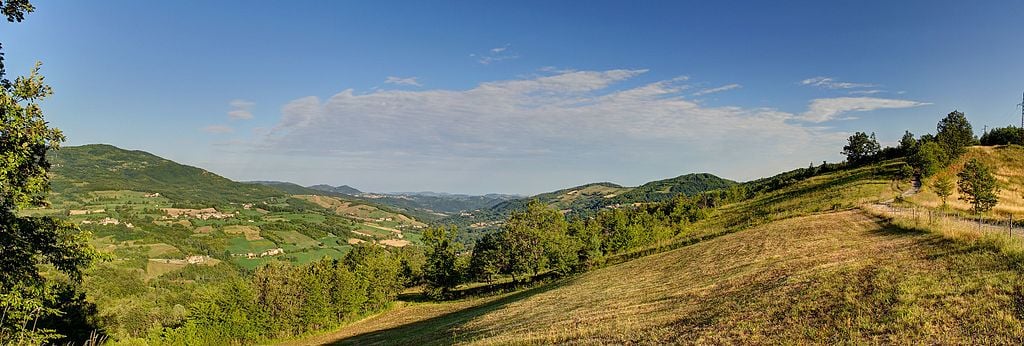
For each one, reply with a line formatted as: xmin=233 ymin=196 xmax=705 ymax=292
xmin=470 ymin=220 xmax=503 ymax=229
xmin=149 ymin=255 xmax=210 ymax=265
xmin=162 ymin=207 xmax=236 ymax=220
xmin=232 ymin=248 xmax=285 ymax=259
xmin=80 ymin=217 xmax=134 ymax=228
xmin=69 ymin=209 xmax=105 ymax=216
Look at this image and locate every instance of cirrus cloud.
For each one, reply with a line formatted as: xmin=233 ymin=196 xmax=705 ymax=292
xmin=384 ymin=76 xmax=421 ymax=87
xmin=227 ymin=99 xmax=255 ymax=120
xmin=801 ymin=76 xmax=876 ymax=90
xmin=800 ymin=97 xmax=929 ymax=123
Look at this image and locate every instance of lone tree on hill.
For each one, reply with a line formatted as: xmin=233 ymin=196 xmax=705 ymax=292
xmin=899 ymin=130 xmax=918 ymax=154
xmin=0 ymin=1 xmax=98 ymax=343
xmin=932 ymin=176 xmax=954 ymax=208
xmin=842 ymin=131 xmax=880 ymax=164
xmin=936 ymin=110 xmax=975 ymax=162
xmin=956 ymin=159 xmax=1000 ymax=214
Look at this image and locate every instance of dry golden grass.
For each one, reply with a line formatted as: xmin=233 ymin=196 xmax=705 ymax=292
xmin=296 ymin=211 xmax=1024 ymax=345
xmin=288 ymin=154 xmax=1024 ymax=345
xmin=295 ymin=195 xmax=427 ymax=227
xmin=910 ymin=145 xmax=1024 ymax=217
xmin=144 ymin=260 xmax=186 ymax=281
xmin=223 ymin=225 xmax=263 ymax=240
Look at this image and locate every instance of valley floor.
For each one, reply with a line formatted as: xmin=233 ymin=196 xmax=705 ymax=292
xmin=288 ymin=210 xmax=1024 ymax=344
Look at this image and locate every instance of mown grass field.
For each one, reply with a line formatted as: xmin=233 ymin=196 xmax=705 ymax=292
xmin=290 ymin=151 xmax=1024 ymax=345
xmin=297 ymin=210 xmax=1024 ymax=344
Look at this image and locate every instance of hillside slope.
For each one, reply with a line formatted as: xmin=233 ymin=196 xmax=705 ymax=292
xmin=309 ymin=184 xmax=362 ymax=195
xmin=442 ymin=173 xmax=736 ymax=236
xmin=301 ymin=210 xmax=1024 ymax=344
xmin=50 ymin=144 xmax=285 ymax=206
xmin=910 ymin=145 xmax=1024 ymax=216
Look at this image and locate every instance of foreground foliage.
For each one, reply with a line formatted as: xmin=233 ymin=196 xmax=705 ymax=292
xmin=0 ymin=2 xmax=99 ymax=343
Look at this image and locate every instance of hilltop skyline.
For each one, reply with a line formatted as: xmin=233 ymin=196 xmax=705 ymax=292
xmin=6 ymin=0 xmax=1024 ymax=194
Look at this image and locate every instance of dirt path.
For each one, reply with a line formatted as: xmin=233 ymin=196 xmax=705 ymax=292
xmin=864 ymin=203 xmax=1016 ymax=236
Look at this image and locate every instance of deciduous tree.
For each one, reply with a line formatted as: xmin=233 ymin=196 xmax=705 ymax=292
xmin=841 ymin=132 xmax=880 ymax=164
xmin=957 ymin=159 xmax=1000 ymax=214
xmin=932 ymin=176 xmax=954 ymax=208
xmin=422 ymin=226 xmax=463 ymax=299
xmin=0 ymin=1 xmax=98 ymax=343
xmin=936 ymin=110 xmax=975 ymax=162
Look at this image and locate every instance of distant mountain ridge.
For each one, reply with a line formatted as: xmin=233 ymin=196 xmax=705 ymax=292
xmin=251 ymin=182 xmax=518 ymax=220
xmin=439 ymin=173 xmax=737 ymax=233
xmin=308 ymin=184 xmax=362 ymax=195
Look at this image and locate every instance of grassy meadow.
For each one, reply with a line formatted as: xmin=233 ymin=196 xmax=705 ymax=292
xmin=292 ymin=148 xmax=1024 ymax=345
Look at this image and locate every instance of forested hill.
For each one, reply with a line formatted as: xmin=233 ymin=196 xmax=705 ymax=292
xmin=440 ymin=173 xmax=736 ymax=235
xmin=308 ymin=184 xmax=362 ymax=195
xmin=49 ymin=144 xmax=285 ymax=206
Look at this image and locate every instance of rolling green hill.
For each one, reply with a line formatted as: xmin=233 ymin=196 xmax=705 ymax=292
xmin=27 ymin=144 xmax=434 ymax=341
xmin=308 ymin=184 xmax=362 ymax=195
xmin=297 ymin=148 xmax=1024 ymax=344
xmin=355 ymin=192 xmax=519 ymax=217
xmin=49 ymin=144 xmax=285 ymax=206
xmin=440 ymin=174 xmax=736 ymax=239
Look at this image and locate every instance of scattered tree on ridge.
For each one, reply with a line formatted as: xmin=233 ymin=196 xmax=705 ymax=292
xmin=899 ymin=130 xmax=918 ymax=155
xmin=936 ymin=110 xmax=976 ymax=163
xmin=979 ymin=126 xmax=1024 ymax=146
xmin=841 ymin=132 xmax=881 ymax=164
xmin=957 ymin=159 xmax=1000 ymax=214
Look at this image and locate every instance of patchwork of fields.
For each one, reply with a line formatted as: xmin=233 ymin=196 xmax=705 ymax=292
xmin=29 ymin=189 xmax=426 ymax=287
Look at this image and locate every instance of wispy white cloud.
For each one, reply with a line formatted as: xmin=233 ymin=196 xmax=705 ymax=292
xmin=202 ymin=125 xmax=234 ymax=134
xmin=256 ymin=70 xmax=883 ymax=168
xmin=384 ymin=76 xmax=422 ymax=87
xmin=473 ymin=44 xmax=518 ymax=65
xmin=800 ymin=97 xmax=929 ymax=122
xmin=801 ymin=76 xmax=876 ymax=90
xmin=203 ymin=69 xmax=935 ymax=191
xmin=227 ymin=99 xmax=254 ymax=120
xmin=692 ymin=83 xmax=741 ymax=96
xmin=848 ymin=89 xmax=885 ymax=95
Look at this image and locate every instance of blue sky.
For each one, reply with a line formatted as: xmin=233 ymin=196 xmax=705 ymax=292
xmin=5 ymin=1 xmax=1024 ymax=194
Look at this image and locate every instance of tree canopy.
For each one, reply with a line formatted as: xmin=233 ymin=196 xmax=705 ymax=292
xmin=957 ymin=159 xmax=1000 ymax=214
xmin=936 ymin=110 xmax=975 ymax=162
xmin=841 ymin=132 xmax=880 ymax=164
xmin=1 ymin=1 xmax=98 ymax=343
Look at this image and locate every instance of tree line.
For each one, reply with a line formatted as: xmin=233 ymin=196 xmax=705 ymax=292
xmin=420 ymin=189 xmax=739 ymax=299
xmin=151 ymin=245 xmax=420 ymax=344
xmin=842 ymin=110 xmax=1004 ymax=215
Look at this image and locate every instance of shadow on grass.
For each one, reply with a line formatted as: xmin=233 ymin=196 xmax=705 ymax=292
xmin=329 ymin=279 xmax=569 ymax=346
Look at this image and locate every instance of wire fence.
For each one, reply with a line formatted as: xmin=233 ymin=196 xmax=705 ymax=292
xmin=867 ymin=203 xmax=1020 ymax=238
